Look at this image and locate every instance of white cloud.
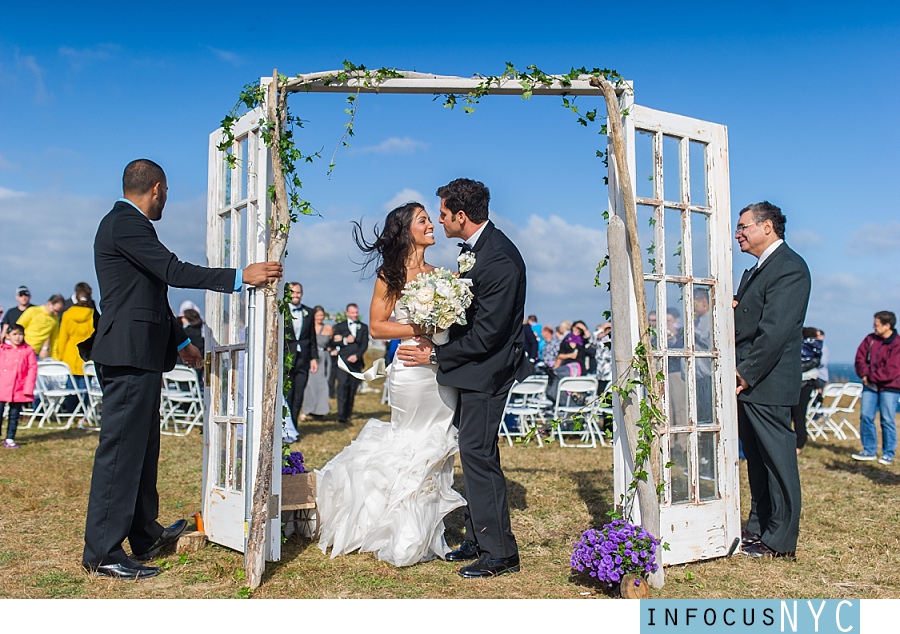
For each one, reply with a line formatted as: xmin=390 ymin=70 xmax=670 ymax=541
xmin=788 ymin=229 xmax=823 ymax=249
xmin=15 ymin=50 xmax=49 ymax=103
xmin=352 ymin=137 xmax=427 ymax=155
xmin=205 ymin=46 xmax=242 ymax=66
xmin=382 ymin=188 xmax=426 ymax=212
xmin=845 ymin=222 xmax=900 ymax=256
xmin=59 ymin=44 xmax=119 ymax=70
xmin=0 ymin=186 xmax=28 ymax=200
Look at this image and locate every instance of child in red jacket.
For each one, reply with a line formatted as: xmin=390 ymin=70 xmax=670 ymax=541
xmin=0 ymin=324 xmax=38 ymax=448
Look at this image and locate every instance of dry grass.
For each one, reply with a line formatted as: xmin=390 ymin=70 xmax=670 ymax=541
xmin=1 ymin=379 xmax=899 ymax=599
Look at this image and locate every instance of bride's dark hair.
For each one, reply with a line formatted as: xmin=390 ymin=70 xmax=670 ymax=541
xmin=352 ymin=201 xmax=424 ymax=301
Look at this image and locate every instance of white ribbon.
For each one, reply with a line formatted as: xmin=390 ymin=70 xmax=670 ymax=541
xmin=337 ymin=356 xmax=391 ymax=381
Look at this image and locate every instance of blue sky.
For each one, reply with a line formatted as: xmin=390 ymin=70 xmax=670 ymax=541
xmin=1 ymin=1 xmax=898 ymax=362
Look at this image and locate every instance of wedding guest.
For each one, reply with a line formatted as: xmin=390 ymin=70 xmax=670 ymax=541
xmin=546 ymin=320 xmax=588 ymax=401
xmin=17 ymin=294 xmax=64 ymax=358
xmin=527 ymin=315 xmax=544 ymax=356
xmin=62 ymin=281 xmax=97 ymax=313
xmin=302 ymin=306 xmax=332 ymax=417
xmin=816 ymin=329 xmax=829 ymax=388
xmin=284 ymin=282 xmax=318 ymax=425
xmin=790 ymin=327 xmax=823 ymax=454
xmin=332 ymin=303 xmax=368 ymax=424
xmin=0 ymin=324 xmax=37 ymax=449
xmin=541 ymin=321 xmax=569 ymax=369
xmin=57 ymin=284 xmax=96 ymax=410
xmin=852 ymin=311 xmax=900 ymax=465
xmin=592 ymin=322 xmax=613 ymax=392
xmin=522 ymin=318 xmax=539 ymax=363
xmin=1 ymin=286 xmax=33 ymax=341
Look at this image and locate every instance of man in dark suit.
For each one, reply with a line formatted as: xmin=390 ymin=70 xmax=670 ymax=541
xmin=733 ymin=201 xmax=810 ymax=560
xmin=82 ymin=159 xmax=282 ymax=579
xmin=399 ymin=178 xmax=529 ymax=578
xmin=332 ymin=303 xmax=368 ymax=423
xmin=284 ymin=282 xmax=318 ymax=425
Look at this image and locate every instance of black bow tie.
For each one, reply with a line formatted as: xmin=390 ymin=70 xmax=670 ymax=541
xmin=348 ymin=321 xmax=357 ymax=325
xmin=458 ymin=242 xmax=473 ymax=253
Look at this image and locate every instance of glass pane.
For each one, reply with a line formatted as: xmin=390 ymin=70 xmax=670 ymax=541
xmin=698 ymin=431 xmax=718 ymax=501
xmin=664 ymin=207 xmax=683 ymax=276
xmin=235 ymin=349 xmax=246 ymax=416
xmin=233 ymin=207 xmax=245 ymax=344
xmin=218 ymin=353 xmax=230 ymax=416
xmin=646 ymin=280 xmax=660 ymax=349
xmin=695 ymin=358 xmax=714 ymax=425
xmin=666 ymin=357 xmax=688 ymax=428
xmin=691 ymin=212 xmax=710 ymax=279
xmin=238 ymin=137 xmax=249 ymax=202
xmin=692 ymin=285 xmax=713 ymax=352
xmin=669 ymin=433 xmax=691 ymax=504
xmin=232 ymin=422 xmax=244 ymax=492
xmin=223 ymin=148 xmax=233 ymax=206
xmin=638 ymin=204 xmax=658 ymax=275
xmin=663 ymin=135 xmax=682 ymax=204
xmin=635 ymin=130 xmax=655 ymax=199
xmin=216 ymin=421 xmax=227 ymax=487
xmin=222 ymin=212 xmax=232 ymax=342
xmin=690 ymin=141 xmax=708 ymax=207
xmin=665 ymin=282 xmax=686 ymax=351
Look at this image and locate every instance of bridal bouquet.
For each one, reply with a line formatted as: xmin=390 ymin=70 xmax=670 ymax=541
xmin=400 ymin=268 xmax=473 ymax=333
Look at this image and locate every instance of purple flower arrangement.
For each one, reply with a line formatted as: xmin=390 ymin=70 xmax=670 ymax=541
xmin=282 ymin=451 xmax=306 ymax=475
xmin=571 ymin=520 xmax=660 ymax=586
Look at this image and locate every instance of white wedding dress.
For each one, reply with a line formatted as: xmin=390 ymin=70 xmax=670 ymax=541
xmin=315 ymin=302 xmax=466 ymax=566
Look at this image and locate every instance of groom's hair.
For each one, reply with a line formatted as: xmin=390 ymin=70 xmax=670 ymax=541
xmin=436 ymin=178 xmax=490 ymax=223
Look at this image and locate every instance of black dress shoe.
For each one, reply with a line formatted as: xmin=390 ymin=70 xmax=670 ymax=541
xmin=741 ymin=529 xmax=761 ymax=547
xmin=458 ymin=553 xmax=520 ymax=578
xmin=83 ymin=557 xmax=161 ymax=580
xmin=132 ymin=519 xmax=188 ymax=561
xmin=445 ymin=541 xmax=479 ymax=562
xmin=741 ymin=541 xmax=796 ymax=561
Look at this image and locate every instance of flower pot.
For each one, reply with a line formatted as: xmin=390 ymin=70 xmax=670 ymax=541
xmin=282 ymin=472 xmax=316 ymax=508
xmin=618 ymin=574 xmax=650 ymax=599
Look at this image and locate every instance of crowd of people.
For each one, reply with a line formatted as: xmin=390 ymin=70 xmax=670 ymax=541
xmin=0 ymin=282 xmax=206 ymax=449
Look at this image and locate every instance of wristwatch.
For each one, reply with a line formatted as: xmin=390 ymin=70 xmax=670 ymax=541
xmin=429 ymin=348 xmax=438 ymax=365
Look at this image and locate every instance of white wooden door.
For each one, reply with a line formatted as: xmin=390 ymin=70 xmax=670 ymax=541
xmin=203 ymin=99 xmax=283 ymax=561
xmin=610 ymin=100 xmax=740 ymax=565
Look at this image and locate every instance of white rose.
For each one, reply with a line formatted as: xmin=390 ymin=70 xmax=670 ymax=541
xmin=416 ymin=287 xmax=435 ymax=303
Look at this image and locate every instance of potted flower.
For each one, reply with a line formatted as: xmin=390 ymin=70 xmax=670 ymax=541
xmin=281 ymin=448 xmax=315 ymax=507
xmin=571 ymin=520 xmax=661 ymax=598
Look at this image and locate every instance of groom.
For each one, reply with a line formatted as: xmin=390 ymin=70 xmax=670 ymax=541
xmin=400 ymin=178 xmax=529 ymax=578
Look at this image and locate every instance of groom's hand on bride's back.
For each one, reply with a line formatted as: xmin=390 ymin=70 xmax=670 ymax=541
xmin=396 ymin=337 xmax=434 ymax=366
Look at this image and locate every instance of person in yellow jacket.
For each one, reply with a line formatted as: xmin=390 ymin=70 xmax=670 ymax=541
xmin=17 ymin=295 xmax=65 ymax=358
xmin=58 ymin=284 xmax=96 ymax=375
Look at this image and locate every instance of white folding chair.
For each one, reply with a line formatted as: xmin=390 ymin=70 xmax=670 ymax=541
xmin=160 ymin=366 xmax=204 ymax=436
xmin=34 ymin=360 xmax=88 ymax=430
xmin=499 ymin=381 xmax=547 ymax=447
xmin=81 ymin=360 xmax=103 ymax=431
xmin=521 ymin=374 xmax=552 ymax=410
xmin=806 ymin=383 xmax=848 ymax=440
xmin=553 ymin=376 xmax=601 ymax=448
xmin=831 ymin=382 xmax=863 ymax=439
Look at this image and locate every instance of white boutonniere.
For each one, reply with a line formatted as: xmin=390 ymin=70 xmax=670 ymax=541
xmin=302 ymin=309 xmax=308 ymax=317
xmin=458 ymin=252 xmax=476 ymax=274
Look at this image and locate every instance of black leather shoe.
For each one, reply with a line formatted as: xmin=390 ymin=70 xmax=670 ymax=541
xmin=741 ymin=541 xmax=796 ymax=561
xmin=132 ymin=519 xmax=188 ymax=561
xmin=445 ymin=541 xmax=479 ymax=562
xmin=741 ymin=529 xmax=761 ymax=547
xmin=458 ymin=553 xmax=520 ymax=578
xmin=83 ymin=558 xmax=161 ymax=580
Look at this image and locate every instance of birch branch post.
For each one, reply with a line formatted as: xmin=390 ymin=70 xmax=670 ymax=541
xmin=246 ymin=70 xmax=291 ymax=590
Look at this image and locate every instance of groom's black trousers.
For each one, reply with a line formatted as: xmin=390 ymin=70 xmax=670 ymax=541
xmin=83 ymin=365 xmax=165 ymax=566
xmin=454 ymin=383 xmax=519 ymax=559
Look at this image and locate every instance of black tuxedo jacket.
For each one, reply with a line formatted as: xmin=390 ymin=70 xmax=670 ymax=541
xmin=734 ymin=242 xmax=811 ymax=406
xmin=437 ymin=221 xmax=529 ymax=394
xmin=284 ymin=303 xmax=318 ymax=369
xmin=91 ymin=201 xmax=236 ymax=373
xmin=332 ymin=320 xmax=368 ymax=373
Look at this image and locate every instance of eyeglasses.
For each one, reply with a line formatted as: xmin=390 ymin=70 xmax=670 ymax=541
xmin=735 ymin=220 xmax=764 ymax=234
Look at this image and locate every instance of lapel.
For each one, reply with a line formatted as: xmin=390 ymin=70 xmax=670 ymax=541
xmin=736 ymin=243 xmax=787 ymax=302
xmin=460 ymin=221 xmax=494 ymax=280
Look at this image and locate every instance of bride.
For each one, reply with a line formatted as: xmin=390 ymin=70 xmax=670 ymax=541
xmin=315 ymin=201 xmax=466 ymax=566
